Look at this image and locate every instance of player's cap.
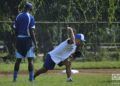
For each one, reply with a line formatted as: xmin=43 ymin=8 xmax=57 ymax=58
xmin=25 ymin=2 xmax=32 ymax=10
xmin=75 ymin=34 xmax=85 ymax=41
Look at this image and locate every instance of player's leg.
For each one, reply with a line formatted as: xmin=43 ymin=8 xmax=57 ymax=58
xmin=28 ymin=58 xmax=34 ymax=81
xmin=13 ymin=58 xmax=22 ymax=81
xmin=34 ymin=67 xmax=48 ymax=79
xmin=26 ymin=39 xmax=35 ymax=81
xmin=34 ymin=54 xmax=55 ymax=79
xmin=62 ymin=59 xmax=72 ymax=82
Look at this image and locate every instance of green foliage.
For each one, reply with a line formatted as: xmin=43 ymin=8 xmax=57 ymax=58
xmin=0 ymin=0 xmax=120 ymax=60
xmin=108 ymin=0 xmax=117 ymax=23
xmin=110 ymin=52 xmax=120 ymax=61
xmin=0 ymin=23 xmax=12 ymax=32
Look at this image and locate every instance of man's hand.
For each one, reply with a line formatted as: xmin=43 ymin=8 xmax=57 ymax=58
xmin=32 ymin=42 xmax=38 ymax=56
xmin=34 ymin=43 xmax=38 ymax=56
xmin=67 ymin=27 xmax=73 ymax=31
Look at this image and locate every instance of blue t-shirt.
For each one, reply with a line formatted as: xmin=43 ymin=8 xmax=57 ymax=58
xmin=13 ymin=12 xmax=35 ymax=36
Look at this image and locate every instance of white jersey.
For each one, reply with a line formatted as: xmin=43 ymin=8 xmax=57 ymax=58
xmin=48 ymin=39 xmax=76 ymax=64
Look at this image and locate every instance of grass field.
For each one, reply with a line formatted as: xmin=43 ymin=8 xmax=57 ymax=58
xmin=0 ymin=61 xmax=120 ymax=86
xmin=0 ymin=73 xmax=116 ymax=86
xmin=1 ymin=61 xmax=120 ymax=73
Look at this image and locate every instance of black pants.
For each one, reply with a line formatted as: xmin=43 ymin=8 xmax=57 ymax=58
xmin=16 ymin=37 xmax=32 ymax=57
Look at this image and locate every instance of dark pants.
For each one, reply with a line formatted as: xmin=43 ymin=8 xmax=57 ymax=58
xmin=16 ymin=37 xmax=32 ymax=57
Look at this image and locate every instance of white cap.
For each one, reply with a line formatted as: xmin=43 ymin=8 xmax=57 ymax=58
xmin=75 ymin=33 xmax=85 ymax=41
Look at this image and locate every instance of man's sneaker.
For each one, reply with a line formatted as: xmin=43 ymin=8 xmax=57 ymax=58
xmin=67 ymin=78 xmax=73 ymax=82
xmin=29 ymin=78 xmax=35 ymax=82
xmin=13 ymin=79 xmax=16 ymax=82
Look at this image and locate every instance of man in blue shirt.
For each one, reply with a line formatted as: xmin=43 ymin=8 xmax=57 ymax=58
xmin=13 ymin=2 xmax=37 ymax=82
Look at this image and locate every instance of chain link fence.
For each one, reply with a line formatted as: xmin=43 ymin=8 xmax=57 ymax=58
xmin=0 ymin=21 xmax=120 ymax=61
xmin=35 ymin=21 xmax=120 ymax=61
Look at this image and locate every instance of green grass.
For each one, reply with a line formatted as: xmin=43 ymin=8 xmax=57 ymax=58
xmin=0 ymin=61 xmax=120 ymax=86
xmin=1 ymin=61 xmax=120 ymax=72
xmin=0 ymin=73 xmax=116 ymax=86
xmin=71 ymin=61 xmax=120 ymax=69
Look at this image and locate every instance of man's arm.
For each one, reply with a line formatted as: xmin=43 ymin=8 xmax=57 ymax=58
xmin=67 ymin=27 xmax=75 ymax=44
xmin=29 ymin=29 xmax=37 ymax=48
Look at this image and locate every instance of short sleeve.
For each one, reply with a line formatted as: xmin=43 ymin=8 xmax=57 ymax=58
xmin=13 ymin=21 xmax=16 ymax=29
xmin=13 ymin=18 xmax=18 ymax=29
xmin=29 ymin=16 xmax=35 ymax=29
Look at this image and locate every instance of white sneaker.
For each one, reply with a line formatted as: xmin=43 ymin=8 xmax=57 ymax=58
xmin=67 ymin=77 xmax=73 ymax=82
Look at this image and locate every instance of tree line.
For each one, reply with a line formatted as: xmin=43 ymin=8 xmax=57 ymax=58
xmin=0 ymin=0 xmax=120 ymax=59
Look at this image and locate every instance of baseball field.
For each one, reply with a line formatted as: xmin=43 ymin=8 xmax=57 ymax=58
xmin=0 ymin=61 xmax=120 ymax=86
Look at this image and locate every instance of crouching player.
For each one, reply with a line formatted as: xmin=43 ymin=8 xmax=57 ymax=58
xmin=34 ymin=27 xmax=85 ymax=82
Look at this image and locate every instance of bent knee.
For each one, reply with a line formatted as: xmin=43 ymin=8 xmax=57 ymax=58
xmin=42 ymin=67 xmax=48 ymax=73
xmin=65 ymin=61 xmax=71 ymax=66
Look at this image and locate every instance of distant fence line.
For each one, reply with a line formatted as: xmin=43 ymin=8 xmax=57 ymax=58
xmin=0 ymin=21 xmax=120 ymax=24
xmin=0 ymin=20 xmax=120 ymax=49
xmin=87 ymin=43 xmax=120 ymax=45
xmin=86 ymin=43 xmax=120 ymax=49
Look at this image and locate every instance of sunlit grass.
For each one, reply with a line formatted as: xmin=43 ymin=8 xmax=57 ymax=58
xmin=0 ymin=73 xmax=114 ymax=86
xmin=1 ymin=61 xmax=120 ymax=73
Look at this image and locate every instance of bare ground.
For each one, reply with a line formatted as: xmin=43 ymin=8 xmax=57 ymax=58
xmin=0 ymin=69 xmax=120 ymax=76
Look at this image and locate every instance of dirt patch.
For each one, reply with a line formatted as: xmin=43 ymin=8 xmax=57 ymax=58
xmin=0 ymin=69 xmax=120 ymax=76
xmin=78 ymin=69 xmax=120 ymax=75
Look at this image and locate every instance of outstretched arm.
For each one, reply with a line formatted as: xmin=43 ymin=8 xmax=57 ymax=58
xmin=67 ymin=27 xmax=75 ymax=44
